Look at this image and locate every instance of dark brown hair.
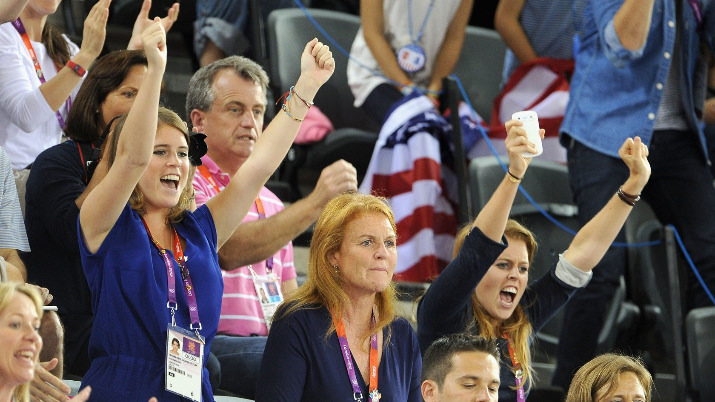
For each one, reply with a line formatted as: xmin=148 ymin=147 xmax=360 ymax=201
xmin=65 ymin=50 xmax=148 ymax=142
xmin=42 ymin=24 xmax=71 ymax=68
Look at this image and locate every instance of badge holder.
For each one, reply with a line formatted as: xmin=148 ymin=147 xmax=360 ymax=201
xmin=166 ymin=324 xmax=203 ymax=402
xmin=397 ymin=43 xmax=427 ymax=73
xmin=248 ymin=265 xmax=284 ymax=330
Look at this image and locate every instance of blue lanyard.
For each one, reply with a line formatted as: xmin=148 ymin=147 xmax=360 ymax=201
xmin=407 ymin=0 xmax=435 ymax=44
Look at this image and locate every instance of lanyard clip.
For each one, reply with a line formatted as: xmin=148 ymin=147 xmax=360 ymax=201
xmin=191 ymin=323 xmax=205 ymax=344
xmin=353 ymin=392 xmax=363 ymax=401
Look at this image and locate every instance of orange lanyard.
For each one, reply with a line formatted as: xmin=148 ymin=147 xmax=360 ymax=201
xmin=503 ymin=332 xmax=525 ymax=401
xmin=196 ymin=164 xmax=222 ymax=194
xmin=334 ymin=313 xmax=380 ymax=401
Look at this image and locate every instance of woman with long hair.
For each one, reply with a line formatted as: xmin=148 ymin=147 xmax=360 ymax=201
xmin=77 ymin=16 xmax=334 ymax=399
xmin=417 ymin=120 xmax=651 ymax=400
xmin=257 ymin=192 xmax=422 ymax=401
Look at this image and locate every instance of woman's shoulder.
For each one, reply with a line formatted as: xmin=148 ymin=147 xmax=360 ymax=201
xmin=389 ymin=316 xmax=415 ymax=333
xmin=275 ymin=303 xmax=328 ymax=323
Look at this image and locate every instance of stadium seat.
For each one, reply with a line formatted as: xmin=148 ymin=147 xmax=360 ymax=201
xmin=267 ymin=8 xmax=378 ymax=200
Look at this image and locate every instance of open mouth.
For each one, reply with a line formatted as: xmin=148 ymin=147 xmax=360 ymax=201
xmin=160 ymin=174 xmax=180 ymax=190
xmin=15 ymin=350 xmax=35 ymax=364
xmin=499 ymin=286 xmax=517 ymax=305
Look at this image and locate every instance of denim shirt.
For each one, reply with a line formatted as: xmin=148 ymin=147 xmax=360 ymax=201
xmin=560 ymin=0 xmax=715 ymax=159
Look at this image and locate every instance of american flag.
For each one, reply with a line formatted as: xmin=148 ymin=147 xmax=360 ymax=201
xmin=359 ymin=93 xmax=458 ymax=282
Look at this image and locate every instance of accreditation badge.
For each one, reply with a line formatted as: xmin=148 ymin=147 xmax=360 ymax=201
xmin=166 ymin=325 xmax=203 ymax=401
xmin=249 ymin=267 xmax=284 ymax=331
xmin=397 ymin=43 xmax=427 ymax=73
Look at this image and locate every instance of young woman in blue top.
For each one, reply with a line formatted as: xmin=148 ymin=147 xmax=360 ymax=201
xmin=417 ymin=120 xmax=651 ymax=400
xmin=257 ymin=192 xmax=422 ymax=401
xmin=77 ymin=17 xmax=335 ymax=400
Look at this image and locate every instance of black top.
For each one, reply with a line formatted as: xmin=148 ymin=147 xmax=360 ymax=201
xmin=417 ymin=227 xmax=579 ymax=401
xmin=25 ymin=140 xmax=93 ymax=374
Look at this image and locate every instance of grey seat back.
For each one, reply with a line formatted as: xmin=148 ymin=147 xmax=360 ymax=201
xmin=268 ymin=8 xmax=379 ymax=132
xmin=452 ymin=26 xmax=507 ymax=119
xmin=686 ymin=307 xmax=715 ymax=402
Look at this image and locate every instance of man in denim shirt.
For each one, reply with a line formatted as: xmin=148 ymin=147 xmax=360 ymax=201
xmin=556 ymin=0 xmax=715 ymax=389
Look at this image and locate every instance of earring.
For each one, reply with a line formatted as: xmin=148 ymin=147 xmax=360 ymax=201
xmin=332 ymin=264 xmax=339 ymax=272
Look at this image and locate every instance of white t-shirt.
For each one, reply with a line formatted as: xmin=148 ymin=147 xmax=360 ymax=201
xmin=0 ymin=22 xmax=80 ymax=169
xmin=347 ymin=0 xmax=462 ymax=108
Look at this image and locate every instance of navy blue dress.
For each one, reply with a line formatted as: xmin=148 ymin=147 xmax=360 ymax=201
xmin=78 ymin=204 xmax=223 ymax=401
xmin=256 ymin=306 xmax=422 ymax=401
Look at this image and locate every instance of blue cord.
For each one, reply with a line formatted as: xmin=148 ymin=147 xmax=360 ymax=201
xmin=291 ymin=0 xmax=715 ymax=303
xmin=669 ymin=225 xmax=715 ymax=305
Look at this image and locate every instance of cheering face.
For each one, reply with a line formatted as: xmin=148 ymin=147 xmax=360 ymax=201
xmin=99 ymin=64 xmax=147 ymax=132
xmin=0 ymin=293 xmax=42 ymax=389
xmin=475 ymin=237 xmax=529 ymax=324
xmin=137 ymin=125 xmax=190 ymax=213
xmin=595 ymin=372 xmax=647 ymax=402
xmin=330 ymin=212 xmax=397 ymax=297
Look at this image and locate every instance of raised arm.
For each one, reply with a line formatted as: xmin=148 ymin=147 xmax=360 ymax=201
xmin=611 ymin=0 xmax=656 ymax=51
xmin=494 ymin=0 xmax=538 ymax=64
xmin=472 ymin=119 xmax=543 ymax=241
xmin=37 ymin=0 xmax=108 ymax=113
xmin=127 ymin=0 xmax=180 ymax=50
xmin=563 ymin=137 xmax=651 ymax=270
xmin=0 ymin=0 xmax=29 ymax=23
xmin=426 ymin=0 xmax=473 ymax=94
xmin=206 ymin=39 xmax=335 ymax=248
xmin=360 ymin=0 xmax=412 ymax=88
xmin=79 ymin=20 xmax=167 ymax=253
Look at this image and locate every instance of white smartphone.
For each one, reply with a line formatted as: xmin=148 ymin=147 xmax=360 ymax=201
xmin=512 ymin=111 xmax=543 ymax=157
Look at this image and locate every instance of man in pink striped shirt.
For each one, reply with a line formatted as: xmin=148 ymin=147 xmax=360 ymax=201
xmin=186 ymin=55 xmax=357 ymax=398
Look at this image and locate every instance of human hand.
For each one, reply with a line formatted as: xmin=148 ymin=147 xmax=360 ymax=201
xmin=299 ymin=38 xmax=335 ymax=93
xmin=618 ymin=136 xmax=651 ymax=193
xmin=30 ymin=359 xmax=70 ymax=402
xmin=308 ymin=160 xmax=358 ymax=207
xmin=141 ymin=17 xmax=167 ymax=72
xmin=128 ymin=0 xmax=180 ymax=50
xmin=77 ymin=0 xmax=110 ymax=62
xmin=504 ymin=119 xmax=544 ymax=178
xmin=30 ymin=285 xmax=53 ymax=305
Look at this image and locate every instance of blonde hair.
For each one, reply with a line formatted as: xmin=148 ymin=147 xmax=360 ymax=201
xmin=0 ymin=282 xmax=44 ymax=402
xmin=106 ymin=107 xmax=196 ymax=223
xmin=277 ymin=192 xmax=398 ymax=343
xmin=566 ymin=353 xmax=652 ymax=402
xmin=463 ymin=219 xmax=537 ymax=392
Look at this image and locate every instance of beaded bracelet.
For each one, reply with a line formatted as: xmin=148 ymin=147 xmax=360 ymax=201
xmin=282 ymin=103 xmax=304 ymax=122
xmin=289 ymin=86 xmax=313 ymax=108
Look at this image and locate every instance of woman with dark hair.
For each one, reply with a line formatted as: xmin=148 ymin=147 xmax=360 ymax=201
xmin=257 ymin=192 xmax=422 ymax=401
xmin=24 ymin=48 xmax=148 ymax=379
xmin=417 ymin=120 xmax=651 ymax=400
